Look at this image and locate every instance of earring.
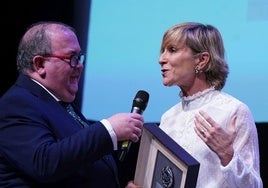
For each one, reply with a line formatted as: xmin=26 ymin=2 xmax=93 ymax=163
xmin=194 ymin=67 xmax=199 ymax=74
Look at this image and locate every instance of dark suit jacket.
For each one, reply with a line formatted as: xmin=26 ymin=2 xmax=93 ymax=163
xmin=0 ymin=74 xmax=120 ymax=187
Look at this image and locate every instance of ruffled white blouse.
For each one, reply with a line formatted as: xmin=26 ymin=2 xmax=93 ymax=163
xmin=159 ymin=88 xmax=263 ymax=188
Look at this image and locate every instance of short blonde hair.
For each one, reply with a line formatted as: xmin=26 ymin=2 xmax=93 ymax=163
xmin=160 ymin=22 xmax=229 ymax=90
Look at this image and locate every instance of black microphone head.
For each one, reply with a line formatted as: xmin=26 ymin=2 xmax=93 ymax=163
xmin=132 ymin=90 xmax=149 ymax=111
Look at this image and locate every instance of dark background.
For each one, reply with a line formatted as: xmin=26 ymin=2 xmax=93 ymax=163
xmin=1 ymin=1 xmax=267 ymax=187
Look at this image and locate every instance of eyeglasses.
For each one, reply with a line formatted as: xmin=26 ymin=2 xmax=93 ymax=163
xmin=43 ymin=54 xmax=85 ymax=68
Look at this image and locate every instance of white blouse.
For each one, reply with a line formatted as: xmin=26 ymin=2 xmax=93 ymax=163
xmin=159 ymin=88 xmax=263 ymax=188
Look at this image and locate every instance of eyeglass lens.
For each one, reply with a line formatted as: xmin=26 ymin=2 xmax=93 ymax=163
xmin=70 ymin=55 xmax=85 ymax=67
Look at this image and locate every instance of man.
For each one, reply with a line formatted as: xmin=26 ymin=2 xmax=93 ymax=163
xmin=0 ymin=21 xmax=144 ymax=187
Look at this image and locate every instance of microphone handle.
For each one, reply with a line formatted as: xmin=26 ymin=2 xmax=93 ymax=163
xmin=131 ymin=107 xmax=143 ymax=114
xmin=118 ymin=141 xmax=132 ymax=162
xmin=118 ymin=107 xmax=143 ymax=161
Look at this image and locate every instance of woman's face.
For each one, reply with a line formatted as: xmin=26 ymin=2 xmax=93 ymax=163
xmin=158 ymin=42 xmax=198 ymax=90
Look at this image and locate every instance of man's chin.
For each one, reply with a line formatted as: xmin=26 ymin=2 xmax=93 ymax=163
xmin=68 ymin=89 xmax=78 ymax=98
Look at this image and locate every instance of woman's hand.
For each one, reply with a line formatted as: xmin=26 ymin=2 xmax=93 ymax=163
xmin=194 ymin=110 xmax=237 ymax=166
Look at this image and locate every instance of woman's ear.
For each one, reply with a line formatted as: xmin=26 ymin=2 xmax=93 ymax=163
xmin=197 ymin=51 xmax=210 ymax=69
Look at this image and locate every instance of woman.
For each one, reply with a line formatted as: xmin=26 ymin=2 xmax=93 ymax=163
xmin=157 ymin=22 xmax=263 ymax=187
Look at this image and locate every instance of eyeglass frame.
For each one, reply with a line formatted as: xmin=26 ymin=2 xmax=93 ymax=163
xmin=42 ymin=54 xmax=85 ymax=68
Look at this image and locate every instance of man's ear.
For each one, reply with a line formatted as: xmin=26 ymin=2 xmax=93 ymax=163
xmin=32 ymin=55 xmax=46 ymax=76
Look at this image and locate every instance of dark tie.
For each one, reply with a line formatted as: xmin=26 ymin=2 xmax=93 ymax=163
xmin=62 ymin=103 xmax=89 ymax=128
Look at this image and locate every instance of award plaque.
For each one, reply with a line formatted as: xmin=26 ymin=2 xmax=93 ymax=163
xmin=134 ymin=123 xmax=200 ymax=188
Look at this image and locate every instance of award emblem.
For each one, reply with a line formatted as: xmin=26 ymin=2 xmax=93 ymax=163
xmin=161 ymin=166 xmax=174 ymax=188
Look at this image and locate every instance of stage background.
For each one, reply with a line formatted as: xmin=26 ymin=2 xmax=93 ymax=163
xmin=82 ymin=0 xmax=268 ymax=123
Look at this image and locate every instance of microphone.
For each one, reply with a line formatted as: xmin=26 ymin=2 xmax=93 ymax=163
xmin=118 ymin=90 xmax=149 ymax=162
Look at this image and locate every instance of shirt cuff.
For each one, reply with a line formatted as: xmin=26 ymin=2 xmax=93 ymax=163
xmin=100 ymin=119 xmax=117 ymax=150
